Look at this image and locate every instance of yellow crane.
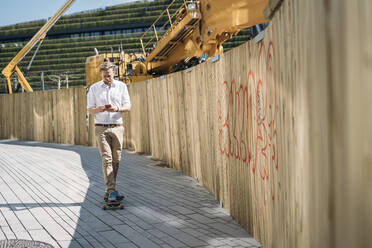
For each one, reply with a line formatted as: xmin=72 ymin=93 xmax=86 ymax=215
xmin=1 ymin=0 xmax=75 ymax=94
xmin=86 ymin=0 xmax=269 ymax=85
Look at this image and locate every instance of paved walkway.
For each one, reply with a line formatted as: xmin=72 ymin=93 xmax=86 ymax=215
xmin=0 ymin=140 xmax=262 ymax=248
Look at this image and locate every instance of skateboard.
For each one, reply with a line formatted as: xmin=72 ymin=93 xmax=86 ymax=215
xmin=102 ymin=200 xmax=124 ymax=210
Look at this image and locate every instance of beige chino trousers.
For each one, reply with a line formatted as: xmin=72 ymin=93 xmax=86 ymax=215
xmin=95 ymin=125 xmax=124 ymax=194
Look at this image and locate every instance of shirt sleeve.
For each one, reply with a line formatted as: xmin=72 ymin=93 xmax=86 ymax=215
xmin=87 ymin=85 xmax=96 ymax=109
xmin=122 ymin=84 xmax=131 ymax=109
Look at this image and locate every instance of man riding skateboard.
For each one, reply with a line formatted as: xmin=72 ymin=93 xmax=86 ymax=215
xmin=87 ymin=59 xmax=131 ymax=203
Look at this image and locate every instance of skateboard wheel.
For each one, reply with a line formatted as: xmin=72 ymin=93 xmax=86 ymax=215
xmin=120 ymin=204 xmax=124 ymax=209
xmin=102 ymin=205 xmax=107 ymax=210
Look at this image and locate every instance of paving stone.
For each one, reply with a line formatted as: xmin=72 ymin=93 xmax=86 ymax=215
xmin=210 ymin=223 xmax=249 ymax=237
xmin=114 ymin=224 xmax=161 ymax=248
xmin=187 ymin=213 xmax=216 ymax=224
xmin=124 ymin=213 xmax=153 ymax=230
xmin=239 ymin=237 xmax=262 ymax=247
xmin=0 ymin=228 xmax=6 ymax=240
xmin=58 ymin=240 xmax=83 ymax=248
xmin=14 ymin=231 xmax=32 ymax=240
xmin=180 ymin=228 xmax=204 ymax=238
xmin=0 ymin=212 xmax=8 ymax=227
xmin=0 ymin=140 xmax=262 ymax=248
xmin=1 ymin=226 xmax=16 ymax=239
xmin=14 ymin=209 xmax=43 ymax=230
xmin=161 ymin=235 xmax=188 ymax=248
xmin=115 ymin=242 xmax=138 ymax=248
xmin=75 ymin=238 xmax=96 ymax=248
xmin=28 ymin=229 xmax=59 ymax=248
xmin=147 ymin=228 xmax=168 ymax=238
xmin=170 ymin=231 xmax=208 ymax=247
xmin=86 ymin=232 xmax=117 ymax=248
xmin=206 ymin=239 xmax=226 ymax=246
xmin=170 ymin=205 xmax=196 ymax=215
xmin=161 ymin=244 xmax=173 ymax=248
xmin=99 ymin=230 xmax=131 ymax=244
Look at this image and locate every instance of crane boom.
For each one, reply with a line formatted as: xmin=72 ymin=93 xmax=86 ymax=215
xmin=86 ymin=0 xmax=269 ymax=85
xmin=1 ymin=0 xmax=75 ymax=94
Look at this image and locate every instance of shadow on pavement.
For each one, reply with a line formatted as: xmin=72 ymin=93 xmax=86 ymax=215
xmin=0 ymin=140 xmax=262 ymax=248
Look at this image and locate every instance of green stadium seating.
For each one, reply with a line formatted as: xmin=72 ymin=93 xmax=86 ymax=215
xmin=0 ymin=0 xmax=255 ymax=92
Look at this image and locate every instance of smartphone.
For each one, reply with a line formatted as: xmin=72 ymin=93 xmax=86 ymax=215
xmin=105 ymin=104 xmax=112 ymax=109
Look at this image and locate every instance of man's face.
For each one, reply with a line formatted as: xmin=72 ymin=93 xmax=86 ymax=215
xmin=101 ymin=68 xmax=114 ymax=84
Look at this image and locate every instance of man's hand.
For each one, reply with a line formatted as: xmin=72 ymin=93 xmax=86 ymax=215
xmin=106 ymin=105 xmax=118 ymax=112
xmin=88 ymin=106 xmax=106 ymax=115
xmin=98 ymin=106 xmax=106 ymax=112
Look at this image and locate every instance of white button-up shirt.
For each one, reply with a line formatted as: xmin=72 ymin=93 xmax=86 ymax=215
xmin=87 ymin=79 xmax=131 ymax=124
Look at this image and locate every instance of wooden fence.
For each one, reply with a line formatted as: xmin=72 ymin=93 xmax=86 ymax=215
xmin=0 ymin=0 xmax=371 ymax=247
xmin=0 ymin=88 xmax=88 ymax=145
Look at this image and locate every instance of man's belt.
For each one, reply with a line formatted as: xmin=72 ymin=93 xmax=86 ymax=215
xmin=95 ymin=124 xmax=122 ymax=127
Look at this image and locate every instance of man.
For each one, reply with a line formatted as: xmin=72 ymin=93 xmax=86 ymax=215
xmin=87 ymin=59 xmax=131 ymax=202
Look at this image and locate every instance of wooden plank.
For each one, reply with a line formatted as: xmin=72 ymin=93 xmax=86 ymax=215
xmin=60 ymin=89 xmax=66 ymax=144
xmin=88 ymin=113 xmax=96 ymax=147
xmin=68 ymin=88 xmax=74 ymax=144
xmin=122 ymin=84 xmax=131 ymax=149
xmin=52 ymin=90 xmax=58 ymax=143
xmin=9 ymin=94 xmax=14 ymax=139
xmin=151 ymin=79 xmax=161 ymax=159
xmin=79 ymin=87 xmax=88 ymax=145
xmin=127 ymin=83 xmax=140 ymax=152
xmin=3 ymin=94 xmax=8 ymax=139
xmin=0 ymin=95 xmax=3 ymax=139
xmin=160 ymin=77 xmax=171 ymax=163
xmin=205 ymin=54 xmax=220 ymax=200
xmin=21 ymin=93 xmax=27 ymax=141
xmin=13 ymin=93 xmax=21 ymax=140
xmin=28 ymin=92 xmax=35 ymax=141
xmin=64 ymin=89 xmax=71 ymax=144
xmin=38 ymin=91 xmax=45 ymax=142
xmin=147 ymin=77 xmax=171 ymax=161
xmin=140 ymin=82 xmax=150 ymax=154
xmin=0 ymin=95 xmax=6 ymax=139
xmin=73 ymin=88 xmax=79 ymax=145
xmin=131 ymin=81 xmax=150 ymax=153
xmin=42 ymin=91 xmax=48 ymax=142
xmin=1 ymin=95 xmax=5 ymax=139
xmin=181 ymin=70 xmax=193 ymax=176
xmin=177 ymin=71 xmax=189 ymax=175
xmin=7 ymin=94 xmax=12 ymax=139
xmin=128 ymin=84 xmax=136 ymax=151
xmin=185 ymin=63 xmax=202 ymax=180
xmin=146 ymin=81 xmax=155 ymax=155
xmin=166 ymin=73 xmax=181 ymax=170
xmin=56 ymin=90 xmax=63 ymax=143
xmin=330 ymin=0 xmax=372 ymax=247
xmin=195 ymin=63 xmax=209 ymax=187
xmin=213 ymin=43 xmax=229 ymax=212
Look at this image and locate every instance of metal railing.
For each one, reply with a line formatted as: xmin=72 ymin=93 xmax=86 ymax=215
xmin=139 ymin=0 xmax=193 ymax=55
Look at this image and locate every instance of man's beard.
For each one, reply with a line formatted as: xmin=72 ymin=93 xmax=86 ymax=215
xmin=104 ymin=79 xmax=113 ymax=84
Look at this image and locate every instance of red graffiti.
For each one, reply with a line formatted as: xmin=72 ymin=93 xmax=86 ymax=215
xmin=217 ymin=41 xmax=279 ymax=201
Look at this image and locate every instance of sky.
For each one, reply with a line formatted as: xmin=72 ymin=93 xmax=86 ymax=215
xmin=0 ymin=0 xmax=139 ymax=27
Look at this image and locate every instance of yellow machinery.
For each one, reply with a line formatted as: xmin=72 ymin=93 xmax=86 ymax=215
xmin=86 ymin=0 xmax=268 ymax=85
xmin=86 ymin=52 xmax=153 ymax=86
xmin=1 ymin=0 xmax=75 ymax=94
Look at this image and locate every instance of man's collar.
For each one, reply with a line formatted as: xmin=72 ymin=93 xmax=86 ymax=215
xmin=100 ymin=80 xmax=117 ymax=88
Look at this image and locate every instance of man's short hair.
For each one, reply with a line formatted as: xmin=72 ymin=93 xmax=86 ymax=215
xmin=99 ymin=59 xmax=116 ymax=72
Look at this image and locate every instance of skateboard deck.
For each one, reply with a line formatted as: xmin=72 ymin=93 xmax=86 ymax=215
xmin=102 ymin=200 xmax=124 ymax=210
